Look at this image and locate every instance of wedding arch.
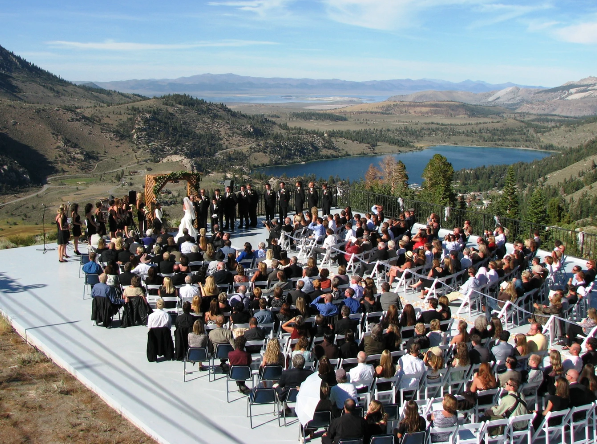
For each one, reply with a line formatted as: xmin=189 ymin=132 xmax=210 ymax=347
xmin=144 ymin=171 xmax=201 ymax=223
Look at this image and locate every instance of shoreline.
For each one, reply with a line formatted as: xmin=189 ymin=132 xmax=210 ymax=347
xmin=255 ymin=143 xmax=556 ymax=170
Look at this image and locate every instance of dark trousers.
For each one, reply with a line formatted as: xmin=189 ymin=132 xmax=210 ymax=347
xmin=323 ymin=204 xmax=331 ymax=216
xmin=238 ymin=208 xmax=249 ymax=227
xmin=224 ymin=210 xmax=235 ymax=231
xmin=265 ymin=205 xmax=275 ymax=222
xmin=249 ymin=206 xmax=258 ymax=227
xmin=567 ymin=323 xmax=585 ymax=346
xmin=279 ymin=205 xmax=288 ymax=221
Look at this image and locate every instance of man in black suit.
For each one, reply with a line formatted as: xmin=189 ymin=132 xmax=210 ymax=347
xmin=197 ymin=189 xmax=210 ymax=229
xmin=223 ymin=185 xmax=237 ymax=231
xmin=243 ymin=317 xmax=266 ymax=341
xmin=185 ymin=245 xmax=203 ymax=263
xmin=321 ymin=183 xmax=332 ymax=216
xmin=237 ymin=185 xmax=249 ymax=229
xmin=335 ymin=306 xmax=359 ymax=335
xmin=119 ymin=262 xmax=135 ymax=287
xmin=307 ymin=181 xmax=319 ymax=210
xmin=284 ymin=256 xmax=302 ymax=278
xmin=417 ymin=298 xmax=442 ymax=324
xmin=322 ymin=398 xmax=367 ymax=444
xmin=246 ymin=183 xmax=259 ymax=227
xmin=288 ymin=280 xmax=311 ymax=304
xmin=212 ymin=261 xmax=233 ymax=286
xmin=294 ymin=180 xmax=305 ymax=215
xmin=278 ymin=182 xmax=290 ymax=220
xmin=404 ymin=323 xmax=430 ymax=351
xmin=276 ymin=354 xmax=313 ymax=410
xmin=567 ymin=368 xmax=597 ymax=406
xmin=263 ymin=183 xmax=276 ymax=223
xmin=208 ymin=199 xmax=219 ymax=234
xmin=469 ymin=334 xmax=492 ymax=364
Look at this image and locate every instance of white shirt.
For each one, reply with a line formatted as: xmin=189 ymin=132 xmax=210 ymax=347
xmin=132 ymin=263 xmax=153 ymax=277
xmin=344 ymin=229 xmax=356 ymax=242
xmin=563 ymin=356 xmax=583 ymax=373
xmin=181 ymin=241 xmax=194 ymax=254
xmin=350 ymin=283 xmax=364 ymax=300
xmin=179 ymin=284 xmax=199 ymax=300
xmin=495 ymin=232 xmax=506 ymax=248
xmin=147 ymin=309 xmax=171 ymax=329
xmin=348 ymin=363 xmax=375 ymax=389
xmin=397 ymin=354 xmax=426 ymax=389
xmin=323 ymin=234 xmax=337 ymax=249
xmin=330 ymin=382 xmax=358 ymax=409
xmin=328 ymin=219 xmax=337 ymax=233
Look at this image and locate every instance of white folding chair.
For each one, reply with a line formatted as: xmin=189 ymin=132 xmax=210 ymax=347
xmin=532 ymin=408 xmax=571 ymax=444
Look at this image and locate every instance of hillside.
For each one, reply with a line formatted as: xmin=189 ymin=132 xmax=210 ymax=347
xmin=0 ymin=45 xmax=355 ymax=191
xmin=389 ymin=77 xmax=597 ymax=117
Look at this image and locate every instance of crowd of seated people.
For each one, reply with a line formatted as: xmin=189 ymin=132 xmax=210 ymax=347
xmin=76 ymin=189 xmax=597 ymax=441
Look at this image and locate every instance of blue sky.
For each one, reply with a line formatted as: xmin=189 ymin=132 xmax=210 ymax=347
xmin=1 ymin=0 xmax=596 ymax=86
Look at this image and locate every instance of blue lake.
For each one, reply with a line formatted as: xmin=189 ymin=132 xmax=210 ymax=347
xmin=257 ymin=145 xmax=552 ymax=184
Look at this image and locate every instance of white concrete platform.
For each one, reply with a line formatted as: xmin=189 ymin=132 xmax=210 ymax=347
xmin=0 ymin=222 xmax=589 ymax=444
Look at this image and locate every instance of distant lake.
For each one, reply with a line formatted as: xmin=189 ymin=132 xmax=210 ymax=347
xmin=257 ymin=145 xmax=552 ymax=184
xmin=195 ymin=94 xmax=389 ymax=104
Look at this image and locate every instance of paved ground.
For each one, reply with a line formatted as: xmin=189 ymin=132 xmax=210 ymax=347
xmin=0 ymin=220 xmax=588 ymax=444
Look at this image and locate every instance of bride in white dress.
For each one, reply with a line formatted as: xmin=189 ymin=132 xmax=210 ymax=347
xmin=174 ymin=196 xmax=198 ymax=241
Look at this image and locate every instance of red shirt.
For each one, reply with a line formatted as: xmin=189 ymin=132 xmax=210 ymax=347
xmin=228 ymin=349 xmax=252 ymax=366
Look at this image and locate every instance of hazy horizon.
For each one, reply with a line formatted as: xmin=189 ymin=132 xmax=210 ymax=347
xmin=2 ymin=1 xmax=596 ymax=86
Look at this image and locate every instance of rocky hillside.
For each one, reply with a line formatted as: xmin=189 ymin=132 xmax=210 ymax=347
xmin=389 ymin=77 xmax=597 ymax=117
xmin=0 ymin=45 xmax=350 ymax=191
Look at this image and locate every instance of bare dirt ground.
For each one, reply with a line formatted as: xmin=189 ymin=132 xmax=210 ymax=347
xmin=0 ymin=315 xmax=156 ymax=444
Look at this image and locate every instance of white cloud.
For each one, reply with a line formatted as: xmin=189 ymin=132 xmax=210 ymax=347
xmin=46 ymin=40 xmax=278 ymax=51
xmin=468 ymin=3 xmax=553 ymax=28
xmin=208 ymin=0 xmax=292 ymax=16
xmin=555 ymin=21 xmax=597 ymax=44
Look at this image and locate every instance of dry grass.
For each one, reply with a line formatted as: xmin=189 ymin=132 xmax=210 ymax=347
xmin=0 ymin=314 xmax=156 ymax=444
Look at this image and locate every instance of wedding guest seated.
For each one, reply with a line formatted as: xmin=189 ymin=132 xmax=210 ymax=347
xmin=91 ymin=273 xmax=124 ymax=306
xmin=82 ymin=251 xmax=103 ymax=275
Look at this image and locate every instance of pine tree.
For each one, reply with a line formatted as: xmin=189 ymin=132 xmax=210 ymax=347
xmin=526 ymin=188 xmax=548 ymax=226
xmin=497 ymin=166 xmax=519 ymax=218
xmin=420 ymin=154 xmax=455 ymax=205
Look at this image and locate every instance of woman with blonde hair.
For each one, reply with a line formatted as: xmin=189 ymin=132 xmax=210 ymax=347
xmin=531 ymin=291 xmax=563 ymax=326
xmin=203 ymin=243 xmax=215 ymax=262
xmin=199 ymin=228 xmax=208 ymax=251
xmin=365 ymin=400 xmax=388 ymax=440
xmin=514 ymin=333 xmax=529 ymax=356
xmin=424 ymin=350 xmax=445 ymax=381
xmin=251 ymin=261 xmax=269 ymax=283
xmin=294 ymin=296 xmax=308 ymax=318
xmin=55 ymin=205 xmax=69 ymax=262
xmin=540 ymin=350 xmax=564 ymax=396
xmin=263 ymin=249 xmax=275 ymax=268
xmin=260 ymin=338 xmax=284 ymax=368
xmin=375 ymin=349 xmax=396 ymax=378
xmin=191 ymin=295 xmax=202 ymax=316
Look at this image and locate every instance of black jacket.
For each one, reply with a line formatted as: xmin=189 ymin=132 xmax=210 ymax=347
xmin=418 ymin=309 xmax=442 ymax=324
xmin=147 ymin=327 xmax=174 ymax=362
xmin=326 ymin=412 xmax=368 ymax=444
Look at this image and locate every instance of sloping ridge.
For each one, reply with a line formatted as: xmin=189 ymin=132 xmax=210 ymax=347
xmin=389 ymin=77 xmax=597 ymax=116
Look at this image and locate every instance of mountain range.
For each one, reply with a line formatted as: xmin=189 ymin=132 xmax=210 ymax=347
xmin=83 ymin=74 xmax=544 ymax=99
xmin=389 ymin=77 xmax=597 ymax=117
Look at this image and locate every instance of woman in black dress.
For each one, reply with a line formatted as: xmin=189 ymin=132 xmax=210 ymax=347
xmin=70 ymin=203 xmax=82 ymax=255
xmin=137 ymin=197 xmax=146 ymax=234
xmin=95 ymin=201 xmax=106 ymax=236
xmin=108 ymin=199 xmax=118 ymax=238
xmin=532 ymin=377 xmax=569 ymax=430
xmin=84 ymin=203 xmax=97 ymax=239
xmin=55 ymin=205 xmax=69 ymax=262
